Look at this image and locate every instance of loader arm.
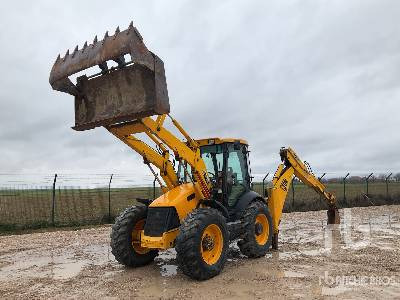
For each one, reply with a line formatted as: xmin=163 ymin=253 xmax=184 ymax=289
xmin=267 ymin=147 xmax=339 ymax=249
xmin=107 ymin=114 xmax=212 ymax=199
xmin=108 ymin=121 xmax=178 ymax=192
xmin=48 ymin=22 xmax=212 ymax=200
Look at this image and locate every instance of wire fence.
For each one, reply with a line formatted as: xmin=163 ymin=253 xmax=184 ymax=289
xmin=252 ymin=172 xmax=400 ymax=213
xmin=0 ymin=172 xmax=399 ymax=230
xmin=0 ymin=173 xmax=162 ymax=230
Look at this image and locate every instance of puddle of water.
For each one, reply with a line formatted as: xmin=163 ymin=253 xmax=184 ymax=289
xmin=278 ymin=251 xmax=299 ymax=260
xmin=284 ymin=270 xmax=306 ymax=278
xmin=277 ymin=247 xmax=329 ymax=260
xmin=83 ymin=244 xmax=112 ymax=265
xmin=321 ymin=285 xmax=351 ymax=296
xmin=373 ymin=227 xmax=400 ymax=236
xmin=0 ymin=243 xmax=114 ymax=281
xmin=227 ymin=242 xmax=247 ymax=260
xmin=155 ymin=249 xmax=178 ymax=277
xmin=300 ymin=248 xmax=329 ymax=256
xmin=160 ymin=264 xmax=178 ymax=277
xmin=292 ymin=293 xmax=306 ymax=297
xmin=280 ymin=211 xmax=400 ymax=255
xmin=156 ymin=248 xmax=176 ymax=261
xmin=52 ymin=260 xmax=87 ymax=280
xmin=0 ymin=253 xmax=89 ymax=281
xmin=0 ymin=256 xmax=49 ymax=280
xmin=343 ymin=239 xmax=371 ymax=250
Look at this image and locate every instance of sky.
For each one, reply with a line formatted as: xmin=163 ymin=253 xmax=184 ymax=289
xmin=0 ymin=0 xmax=399 ymax=185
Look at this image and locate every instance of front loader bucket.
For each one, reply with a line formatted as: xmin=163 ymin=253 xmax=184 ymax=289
xmin=49 ymin=22 xmax=169 ymax=131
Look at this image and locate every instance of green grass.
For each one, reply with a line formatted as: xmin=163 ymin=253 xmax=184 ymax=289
xmin=0 ymin=187 xmax=163 ymax=229
xmin=0 ymin=182 xmax=399 ymax=231
xmin=253 ymin=181 xmax=400 ymax=211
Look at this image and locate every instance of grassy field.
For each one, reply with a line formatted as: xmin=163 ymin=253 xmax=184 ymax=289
xmin=0 ymin=181 xmax=399 ymax=230
xmin=0 ymin=187 xmax=162 ymax=230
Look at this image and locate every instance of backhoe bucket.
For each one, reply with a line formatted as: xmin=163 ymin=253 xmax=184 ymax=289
xmin=49 ymin=22 xmax=169 ymax=131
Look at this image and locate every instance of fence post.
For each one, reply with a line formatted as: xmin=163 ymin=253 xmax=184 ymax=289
xmin=385 ymin=173 xmax=392 ymax=200
xmin=343 ymin=173 xmax=350 ymax=202
xmin=318 ymin=173 xmax=326 ymax=182
xmin=52 ymin=174 xmax=57 ymax=226
xmin=153 ymin=178 xmax=157 ymax=200
xmin=108 ymin=174 xmax=113 ymax=223
xmin=262 ymin=172 xmax=269 ymax=197
xmin=366 ymin=173 xmax=373 ymax=196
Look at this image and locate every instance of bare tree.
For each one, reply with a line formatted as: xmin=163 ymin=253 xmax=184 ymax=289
xmin=377 ymin=174 xmax=386 ymax=181
xmin=394 ymin=173 xmax=400 ymax=182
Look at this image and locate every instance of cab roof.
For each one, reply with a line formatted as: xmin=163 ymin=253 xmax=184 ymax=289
xmin=196 ymin=138 xmax=248 ymax=146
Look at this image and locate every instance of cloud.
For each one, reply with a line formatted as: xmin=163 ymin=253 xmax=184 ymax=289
xmin=0 ymin=0 xmax=399 ymax=184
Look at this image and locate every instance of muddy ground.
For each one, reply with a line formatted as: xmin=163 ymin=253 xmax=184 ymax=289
xmin=0 ymin=205 xmax=399 ymax=299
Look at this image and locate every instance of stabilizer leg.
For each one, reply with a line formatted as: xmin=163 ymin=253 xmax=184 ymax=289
xmin=327 ymin=206 xmax=340 ymax=224
xmin=272 ymin=232 xmax=279 ymax=250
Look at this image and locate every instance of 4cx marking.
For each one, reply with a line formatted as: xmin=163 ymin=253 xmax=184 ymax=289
xmin=280 ymin=179 xmax=289 ymax=192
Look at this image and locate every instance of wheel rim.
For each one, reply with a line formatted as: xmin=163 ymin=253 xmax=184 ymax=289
xmin=131 ymin=219 xmax=150 ymax=254
xmin=254 ymin=214 xmax=269 ymax=245
xmin=201 ymin=224 xmax=223 ymax=265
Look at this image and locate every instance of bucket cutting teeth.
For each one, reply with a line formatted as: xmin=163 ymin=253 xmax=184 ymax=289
xmin=50 ymin=22 xmax=155 ymax=94
xmin=49 ymin=22 xmax=170 ymax=131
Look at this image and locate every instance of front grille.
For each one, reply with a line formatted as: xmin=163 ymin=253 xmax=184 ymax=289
xmin=144 ymin=207 xmax=180 ymax=237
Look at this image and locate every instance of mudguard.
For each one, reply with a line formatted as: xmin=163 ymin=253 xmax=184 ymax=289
xmin=229 ymin=190 xmax=264 ymax=221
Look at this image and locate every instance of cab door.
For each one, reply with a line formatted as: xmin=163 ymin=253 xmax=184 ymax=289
xmin=226 ymin=143 xmax=250 ymax=207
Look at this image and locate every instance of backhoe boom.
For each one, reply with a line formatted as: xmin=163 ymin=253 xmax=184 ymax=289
xmin=280 ymin=148 xmax=336 ymax=205
xmin=267 ymin=147 xmax=339 ymax=249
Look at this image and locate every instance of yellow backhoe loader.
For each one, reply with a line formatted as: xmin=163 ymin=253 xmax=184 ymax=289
xmin=49 ymin=23 xmax=340 ymax=280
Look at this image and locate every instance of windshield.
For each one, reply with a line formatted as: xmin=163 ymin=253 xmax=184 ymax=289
xmin=177 ymin=145 xmax=223 ymax=183
xmin=200 ymin=145 xmax=224 ymax=176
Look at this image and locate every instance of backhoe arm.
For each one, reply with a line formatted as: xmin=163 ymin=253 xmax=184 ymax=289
xmin=267 ymin=147 xmax=340 ymax=249
xmin=280 ymin=148 xmax=336 ymax=205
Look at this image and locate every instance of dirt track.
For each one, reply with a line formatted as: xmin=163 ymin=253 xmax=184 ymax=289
xmin=0 ymin=205 xmax=399 ymax=299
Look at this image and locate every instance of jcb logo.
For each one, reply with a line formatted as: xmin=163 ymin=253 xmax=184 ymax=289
xmin=280 ymin=179 xmax=288 ymax=192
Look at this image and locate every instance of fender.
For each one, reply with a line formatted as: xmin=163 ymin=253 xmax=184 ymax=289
xmin=200 ymin=199 xmax=229 ymax=219
xmin=229 ymin=190 xmax=265 ymax=221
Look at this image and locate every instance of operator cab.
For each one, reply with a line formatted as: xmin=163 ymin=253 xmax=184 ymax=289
xmin=196 ymin=138 xmax=252 ymax=210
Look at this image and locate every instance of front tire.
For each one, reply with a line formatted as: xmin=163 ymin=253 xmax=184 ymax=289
xmin=175 ymin=208 xmax=228 ymax=280
xmin=238 ymin=201 xmax=273 ymax=258
xmin=110 ymin=205 xmax=158 ymax=267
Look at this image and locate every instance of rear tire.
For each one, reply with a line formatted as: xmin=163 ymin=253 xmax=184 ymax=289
xmin=175 ymin=208 xmax=228 ymax=280
xmin=238 ymin=201 xmax=273 ymax=258
xmin=110 ymin=205 xmax=158 ymax=267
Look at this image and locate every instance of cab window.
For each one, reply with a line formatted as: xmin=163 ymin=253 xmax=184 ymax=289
xmin=226 ymin=144 xmax=249 ymax=206
xmin=200 ymin=145 xmax=224 ymax=175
